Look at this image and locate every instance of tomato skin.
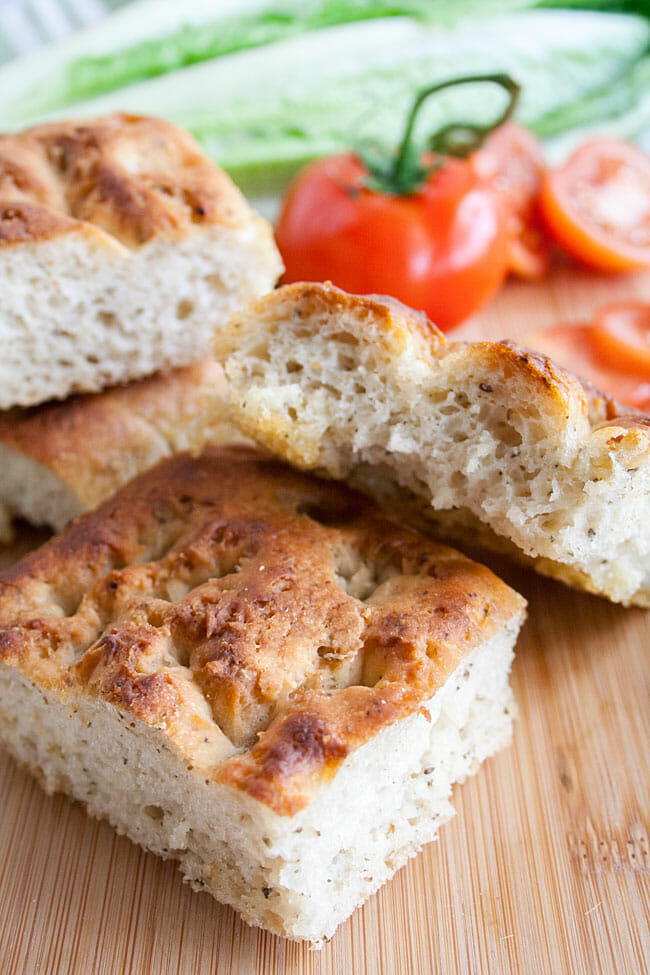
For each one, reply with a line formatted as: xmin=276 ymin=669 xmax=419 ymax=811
xmin=275 ymin=152 xmax=509 ymax=331
xmin=504 ymin=226 xmax=550 ymax=280
xmin=590 ymin=303 xmax=650 ymax=378
xmin=471 ymin=122 xmax=550 ymax=280
xmin=539 ymin=139 xmax=650 ymax=274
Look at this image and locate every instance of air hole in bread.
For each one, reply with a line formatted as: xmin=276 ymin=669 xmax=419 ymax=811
xmin=97 ymin=311 xmax=117 ymax=327
xmin=204 ymin=272 xmax=223 ymax=289
xmin=329 ymin=331 xmax=358 ymax=346
xmin=144 ymin=803 xmax=165 ymax=822
xmin=317 ymin=645 xmax=344 ymax=662
xmin=334 ymin=546 xmax=399 ymax=602
xmin=338 ymin=352 xmax=356 ymax=371
xmin=286 ymin=360 xmax=303 ymax=375
xmin=177 ymin=299 xmax=194 ymax=320
xmin=297 ymin=501 xmax=360 ymax=527
xmin=144 ymin=603 xmax=168 ymax=628
xmin=450 ymin=471 xmax=468 ymax=490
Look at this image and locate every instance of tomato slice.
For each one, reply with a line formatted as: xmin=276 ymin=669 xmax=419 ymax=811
xmin=527 ymin=322 xmax=650 ymax=413
xmin=472 ymin=122 xmax=550 ymax=280
xmin=539 ymin=139 xmax=650 ymax=273
xmin=590 ymin=303 xmax=650 ymax=378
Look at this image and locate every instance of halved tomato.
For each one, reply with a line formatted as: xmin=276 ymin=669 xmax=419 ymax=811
xmin=539 ymin=139 xmax=650 ymax=274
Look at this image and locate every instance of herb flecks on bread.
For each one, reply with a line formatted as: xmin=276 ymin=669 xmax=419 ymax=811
xmin=215 ymin=282 xmax=650 ymax=606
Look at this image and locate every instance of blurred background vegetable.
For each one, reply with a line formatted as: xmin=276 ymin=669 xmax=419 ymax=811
xmin=1 ymin=0 xmax=649 ymax=341
xmin=1 ymin=0 xmax=649 ymax=202
xmin=471 ymin=122 xmax=550 ymax=279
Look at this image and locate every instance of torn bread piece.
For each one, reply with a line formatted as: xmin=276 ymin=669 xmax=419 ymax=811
xmin=0 ymin=113 xmax=282 ymax=408
xmin=0 ymin=358 xmax=245 ymax=542
xmin=215 ymin=282 xmax=650 ymax=607
xmin=0 ymin=446 xmax=525 ymax=945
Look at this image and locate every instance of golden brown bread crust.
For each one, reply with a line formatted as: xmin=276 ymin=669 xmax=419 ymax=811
xmin=0 ymin=358 xmax=233 ymax=514
xmin=0 ymin=198 xmax=79 ymax=243
xmin=275 ymin=281 xmax=446 ymax=360
xmin=216 ymin=282 xmax=650 ymax=605
xmin=0 ymin=114 xmax=253 ymax=248
xmin=0 ymin=358 xmax=245 ymax=542
xmin=230 ymin=281 xmax=640 ymax=430
xmin=478 ymin=340 xmax=640 ymax=427
xmin=0 ymin=447 xmax=525 ymax=816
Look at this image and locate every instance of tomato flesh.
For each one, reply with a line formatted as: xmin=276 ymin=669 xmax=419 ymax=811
xmin=539 ymin=139 xmax=650 ymax=273
xmin=590 ymin=303 xmax=650 ymax=378
xmin=275 ymin=152 xmax=509 ymax=331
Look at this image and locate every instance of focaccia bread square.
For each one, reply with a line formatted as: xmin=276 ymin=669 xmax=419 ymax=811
xmin=0 ymin=446 xmax=525 ymax=944
xmin=214 ymin=282 xmax=650 ymax=607
xmin=0 ymin=358 xmax=246 ymax=542
xmin=0 ymin=113 xmax=282 ymax=408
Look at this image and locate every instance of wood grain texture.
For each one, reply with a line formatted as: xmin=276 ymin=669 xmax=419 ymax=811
xmin=0 ymin=266 xmax=649 ymax=974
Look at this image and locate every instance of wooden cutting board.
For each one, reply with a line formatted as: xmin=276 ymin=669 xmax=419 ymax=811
xmin=0 ymin=266 xmax=648 ymax=974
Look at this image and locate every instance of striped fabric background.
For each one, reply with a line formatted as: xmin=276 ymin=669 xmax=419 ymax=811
xmin=0 ymin=0 xmax=127 ymax=63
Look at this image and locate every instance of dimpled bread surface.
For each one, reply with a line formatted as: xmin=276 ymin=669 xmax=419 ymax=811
xmin=0 ymin=446 xmax=525 ymax=943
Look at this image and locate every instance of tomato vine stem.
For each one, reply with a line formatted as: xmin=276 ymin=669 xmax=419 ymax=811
xmin=364 ymin=72 xmax=520 ymax=196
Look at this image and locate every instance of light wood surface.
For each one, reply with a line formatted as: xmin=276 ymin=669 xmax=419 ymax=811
xmin=0 ymin=267 xmax=649 ymax=974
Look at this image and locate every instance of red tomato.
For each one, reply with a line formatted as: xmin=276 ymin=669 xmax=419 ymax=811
xmin=472 ymin=122 xmax=550 ymax=280
xmin=539 ymin=139 xmax=650 ymax=273
xmin=275 ymin=152 xmax=509 ymax=331
xmin=590 ymin=302 xmax=650 ymax=378
xmin=528 ymin=319 xmax=650 ymax=413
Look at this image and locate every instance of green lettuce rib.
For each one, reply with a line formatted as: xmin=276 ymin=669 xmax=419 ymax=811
xmin=0 ymin=6 xmax=647 ymax=198
xmin=180 ymin=11 xmax=650 ymax=192
xmin=20 ymin=0 xmax=537 ymax=116
xmin=534 ymin=56 xmax=650 ymax=138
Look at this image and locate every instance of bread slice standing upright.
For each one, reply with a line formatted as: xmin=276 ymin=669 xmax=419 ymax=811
xmin=215 ymin=282 xmax=650 ymax=607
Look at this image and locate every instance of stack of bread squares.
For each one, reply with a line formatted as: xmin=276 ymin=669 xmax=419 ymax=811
xmin=0 ymin=114 xmax=647 ymax=945
xmin=0 ymin=112 xmax=282 ymax=539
